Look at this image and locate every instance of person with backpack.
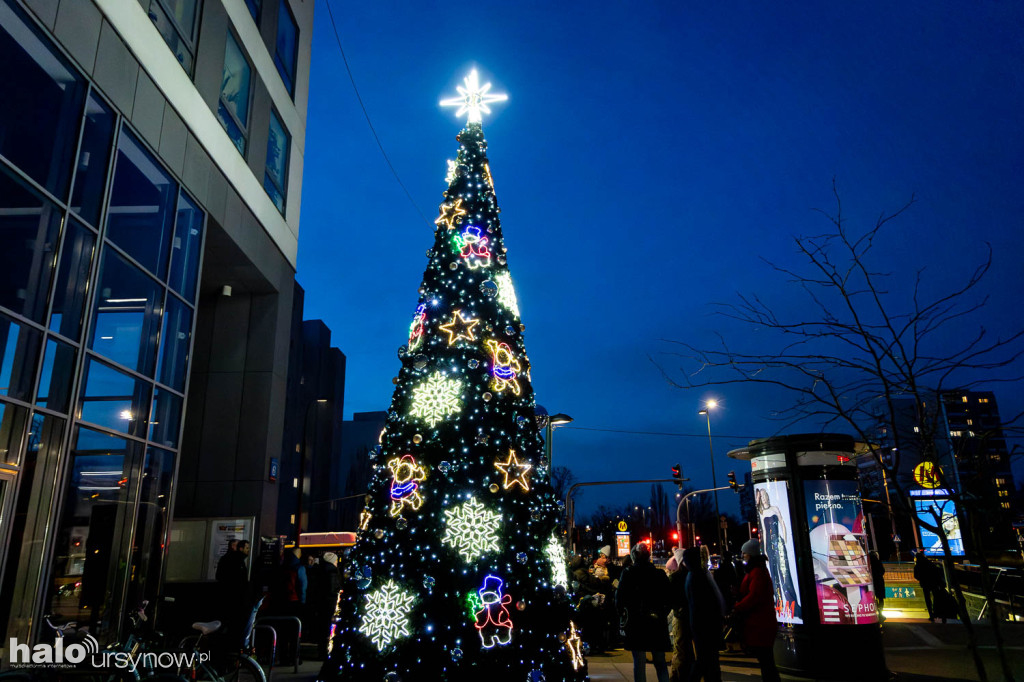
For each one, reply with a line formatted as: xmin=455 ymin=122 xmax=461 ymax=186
xmin=615 ymin=542 xmax=671 ymax=682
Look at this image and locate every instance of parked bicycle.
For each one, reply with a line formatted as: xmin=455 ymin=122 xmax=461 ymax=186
xmin=173 ymin=597 xmax=268 ymax=682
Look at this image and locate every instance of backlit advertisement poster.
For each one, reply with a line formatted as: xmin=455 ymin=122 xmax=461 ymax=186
xmin=915 ymin=498 xmax=965 ymax=556
xmin=754 ymin=480 xmax=803 ymax=624
xmin=804 ymin=480 xmax=877 ymax=624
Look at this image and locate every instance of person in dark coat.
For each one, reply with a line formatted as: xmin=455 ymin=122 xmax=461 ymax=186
xmin=615 ymin=542 xmax=671 ymax=682
xmin=682 ymin=547 xmax=724 ymax=682
xmin=868 ymin=550 xmax=886 ymax=621
xmin=914 ymin=551 xmax=940 ymax=621
xmin=666 ymin=549 xmax=694 ymax=682
xmin=216 ymin=540 xmax=252 ymax=647
xmin=731 ymin=539 xmax=779 ymax=682
xmin=307 ymin=552 xmax=342 ymax=658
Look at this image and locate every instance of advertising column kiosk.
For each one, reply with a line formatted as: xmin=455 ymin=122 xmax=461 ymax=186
xmin=729 ymin=434 xmax=886 ymax=680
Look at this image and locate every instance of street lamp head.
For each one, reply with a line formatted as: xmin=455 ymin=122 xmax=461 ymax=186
xmin=698 ymin=409 xmax=708 ymax=416
xmin=316 ymin=398 xmax=328 ymax=404
xmin=549 ymin=413 xmax=574 ymax=426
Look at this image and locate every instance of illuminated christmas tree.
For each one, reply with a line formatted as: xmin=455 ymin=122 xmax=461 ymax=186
xmin=320 ymin=71 xmax=587 ymax=682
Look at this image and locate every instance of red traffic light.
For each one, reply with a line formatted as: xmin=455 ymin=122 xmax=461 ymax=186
xmin=671 ymin=531 xmax=679 ymax=541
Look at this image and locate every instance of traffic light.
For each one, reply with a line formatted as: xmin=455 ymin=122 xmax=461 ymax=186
xmin=671 ymin=531 xmax=679 ymax=542
xmin=728 ymin=470 xmax=739 ymax=492
xmin=671 ymin=463 xmax=682 ymax=490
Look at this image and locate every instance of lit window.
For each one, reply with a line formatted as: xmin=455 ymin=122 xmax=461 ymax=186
xmin=949 ymin=430 xmax=962 ymax=437
xmin=274 ymin=0 xmax=298 ymax=96
xmin=966 ymin=419 xmax=973 ymax=426
xmin=998 ymin=490 xmax=1008 ymax=497
xmin=1002 ymin=502 xmax=1010 ymax=509
xmin=913 ymin=426 xmax=920 ymax=433
xmin=217 ymin=32 xmax=252 ymax=154
xmin=961 ymin=396 xmax=968 ymax=403
xmin=979 ymin=398 xmax=990 ymax=403
xmin=263 ymin=110 xmax=289 ymax=214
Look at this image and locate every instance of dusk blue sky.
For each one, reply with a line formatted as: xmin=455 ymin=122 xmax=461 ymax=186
xmin=296 ymin=1 xmax=1024 ymax=519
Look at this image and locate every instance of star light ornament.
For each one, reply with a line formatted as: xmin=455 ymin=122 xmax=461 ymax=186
xmin=361 ymin=580 xmax=415 ymax=651
xmin=495 ymin=449 xmax=532 ymax=491
xmin=440 ymin=69 xmax=508 ymax=124
xmin=443 ymin=497 xmax=502 ymax=561
xmin=410 ymin=371 xmax=463 ymax=427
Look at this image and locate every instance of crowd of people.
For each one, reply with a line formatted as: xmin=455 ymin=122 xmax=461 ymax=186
xmin=213 ymin=540 xmax=343 ymax=660
xmin=576 ymin=539 xmax=781 ymax=682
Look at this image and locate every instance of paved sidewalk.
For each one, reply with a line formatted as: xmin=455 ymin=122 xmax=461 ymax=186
xmin=274 ymin=621 xmax=1024 ymax=681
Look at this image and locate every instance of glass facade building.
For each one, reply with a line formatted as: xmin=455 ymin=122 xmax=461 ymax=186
xmin=0 ymin=0 xmax=312 ymax=648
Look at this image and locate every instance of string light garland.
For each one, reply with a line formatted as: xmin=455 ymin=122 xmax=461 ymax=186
xmin=410 ymin=371 xmax=463 ymax=427
xmin=442 ymin=496 xmax=502 ymax=561
xmin=361 ymin=580 xmax=416 ymax=650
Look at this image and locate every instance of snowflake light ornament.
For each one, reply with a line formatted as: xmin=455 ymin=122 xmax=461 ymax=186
xmin=410 ymin=371 xmax=463 ymax=427
xmin=361 ymin=580 xmax=415 ymax=650
xmin=443 ymin=497 xmax=502 ymax=561
xmin=495 ymin=272 xmax=520 ymax=318
xmin=546 ymin=535 xmax=568 ymax=589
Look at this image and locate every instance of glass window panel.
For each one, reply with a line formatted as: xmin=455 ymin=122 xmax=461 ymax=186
xmin=49 ymin=217 xmax=96 ymax=340
xmin=0 ymin=312 xmax=42 ymax=402
xmin=149 ymin=389 xmax=181 ymax=448
xmin=0 ymin=399 xmax=29 ymax=466
xmin=125 ymin=445 xmax=174 ymax=615
xmin=90 ymin=250 xmax=163 ymax=376
xmin=0 ymin=164 xmax=63 ymax=323
xmin=48 ymin=426 xmax=141 ymax=639
xmin=167 ymin=192 xmax=203 ymax=302
xmin=0 ymin=0 xmax=86 ymax=199
xmin=69 ymin=93 xmax=115 ymax=227
xmin=145 ymin=0 xmax=194 ymax=73
xmin=0 ymin=412 xmax=64 ymax=641
xmin=263 ymin=111 xmax=289 ymax=213
xmin=274 ymin=0 xmax=298 ymax=96
xmin=159 ymin=0 xmax=198 ymax=40
xmin=244 ymin=0 xmax=260 ymax=21
xmin=106 ymin=130 xmax=178 ymax=280
xmin=79 ymin=356 xmax=151 ymax=438
xmin=156 ymin=295 xmax=191 ymax=391
xmin=36 ymin=337 xmax=76 ymax=413
xmin=218 ymin=32 xmax=251 ymax=141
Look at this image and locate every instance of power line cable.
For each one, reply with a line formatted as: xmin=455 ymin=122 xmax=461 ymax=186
xmin=322 ymin=0 xmax=432 ymax=228
xmin=562 ymin=426 xmax=759 ymax=441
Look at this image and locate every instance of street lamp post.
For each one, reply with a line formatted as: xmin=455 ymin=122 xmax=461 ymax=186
xmin=296 ymin=398 xmax=328 ymax=543
xmin=698 ymin=401 xmax=724 ymax=550
xmin=544 ymin=412 xmax=573 ymax=466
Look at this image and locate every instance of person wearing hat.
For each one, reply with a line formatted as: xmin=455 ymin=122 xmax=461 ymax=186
xmin=730 ymin=539 xmax=780 ymax=682
xmin=615 ymin=542 xmax=671 ymax=682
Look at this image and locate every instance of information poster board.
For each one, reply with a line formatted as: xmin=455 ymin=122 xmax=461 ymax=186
xmin=915 ymin=498 xmax=965 ymax=556
xmin=206 ymin=518 xmax=253 ymax=580
xmin=804 ymin=480 xmax=877 ymax=624
xmin=754 ymin=480 xmax=803 ymax=624
xmin=615 ymin=531 xmax=631 ymax=558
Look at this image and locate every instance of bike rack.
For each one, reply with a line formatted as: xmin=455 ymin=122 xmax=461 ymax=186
xmin=256 ymin=616 xmax=301 ymax=673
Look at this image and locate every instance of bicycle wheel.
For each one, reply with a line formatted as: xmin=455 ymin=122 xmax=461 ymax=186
xmin=221 ymin=656 xmax=265 ymax=682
